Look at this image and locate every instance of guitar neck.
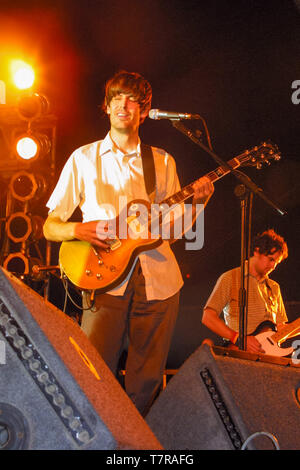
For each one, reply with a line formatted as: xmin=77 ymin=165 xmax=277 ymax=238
xmin=272 ymin=317 xmax=300 ymax=344
xmin=160 ymin=155 xmax=246 ymax=206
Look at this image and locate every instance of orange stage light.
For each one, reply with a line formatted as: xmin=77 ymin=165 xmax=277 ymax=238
xmin=17 ymin=93 xmax=49 ymax=121
xmin=15 ymin=133 xmax=51 ymax=161
xmin=10 ymin=60 xmax=35 ymax=90
xmin=16 ymin=135 xmax=38 ymax=160
xmin=9 ymin=171 xmax=47 ymax=201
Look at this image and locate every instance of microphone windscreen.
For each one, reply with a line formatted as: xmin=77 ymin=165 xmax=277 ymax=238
xmin=148 ymin=109 xmax=158 ymax=119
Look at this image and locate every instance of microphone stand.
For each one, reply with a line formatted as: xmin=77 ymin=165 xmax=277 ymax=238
xmin=171 ymin=119 xmax=286 ymax=351
xmin=234 ymin=183 xmax=253 ymax=351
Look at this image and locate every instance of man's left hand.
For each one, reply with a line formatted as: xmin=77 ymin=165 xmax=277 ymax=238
xmin=192 ymin=176 xmax=214 ymax=204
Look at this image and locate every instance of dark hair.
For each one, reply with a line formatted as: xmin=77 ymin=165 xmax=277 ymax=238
xmin=252 ymin=229 xmax=288 ymax=260
xmin=103 ymin=70 xmax=152 ymax=120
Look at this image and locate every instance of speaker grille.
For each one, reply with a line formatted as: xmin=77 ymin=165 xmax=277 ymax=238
xmin=200 ymin=367 xmax=243 ymax=449
xmin=0 ymin=299 xmax=94 ymax=446
xmin=0 ymin=267 xmax=162 ymax=450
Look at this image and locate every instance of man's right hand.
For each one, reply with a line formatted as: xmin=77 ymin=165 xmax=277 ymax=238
xmin=74 ymin=220 xmax=115 ymax=249
xmin=245 ymin=335 xmax=265 ymax=354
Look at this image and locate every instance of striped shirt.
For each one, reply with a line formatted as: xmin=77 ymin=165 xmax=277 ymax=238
xmin=204 ymin=265 xmax=287 ymax=334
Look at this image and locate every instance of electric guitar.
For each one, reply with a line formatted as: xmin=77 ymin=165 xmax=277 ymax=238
xmin=59 ymin=141 xmax=280 ymax=292
xmin=229 ymin=318 xmax=300 ymax=357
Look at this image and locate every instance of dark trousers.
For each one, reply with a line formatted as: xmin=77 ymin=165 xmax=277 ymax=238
xmin=81 ymin=261 xmax=180 ymax=416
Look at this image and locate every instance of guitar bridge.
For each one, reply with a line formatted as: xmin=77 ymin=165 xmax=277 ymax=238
xmin=106 ymin=237 xmax=121 ymax=251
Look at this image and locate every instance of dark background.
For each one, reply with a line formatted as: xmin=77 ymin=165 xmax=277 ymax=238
xmin=1 ymin=0 xmax=300 ymax=367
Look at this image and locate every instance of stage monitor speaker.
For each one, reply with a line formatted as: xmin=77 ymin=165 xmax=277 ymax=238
xmin=0 ymin=267 xmax=162 ymax=450
xmin=146 ymin=344 xmax=300 ymax=450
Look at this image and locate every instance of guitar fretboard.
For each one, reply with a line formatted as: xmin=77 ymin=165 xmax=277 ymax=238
xmin=138 ymin=142 xmax=277 ymax=226
xmin=160 ymin=155 xmax=247 ymax=207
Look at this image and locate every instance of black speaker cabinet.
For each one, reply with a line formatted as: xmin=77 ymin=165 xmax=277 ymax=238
xmin=146 ymin=344 xmax=300 ymax=450
xmin=0 ymin=267 xmax=162 ymax=450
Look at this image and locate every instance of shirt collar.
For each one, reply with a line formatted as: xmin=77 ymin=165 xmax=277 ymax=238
xmin=244 ymin=260 xmax=269 ymax=284
xmin=99 ymin=132 xmax=141 ymax=157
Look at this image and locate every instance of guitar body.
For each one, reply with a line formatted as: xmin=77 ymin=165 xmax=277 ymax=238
xmin=255 ymin=330 xmax=294 ymax=357
xmin=228 ymin=321 xmax=295 ymax=357
xmin=59 ymin=199 xmax=163 ymax=292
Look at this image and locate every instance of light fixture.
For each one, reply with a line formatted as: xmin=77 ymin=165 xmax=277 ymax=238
xmin=3 ymin=252 xmax=29 ymax=274
xmin=6 ymin=212 xmax=32 ymax=243
xmin=9 ymin=171 xmax=47 ymax=202
xmin=7 ymin=212 xmax=44 ymax=243
xmin=3 ymin=252 xmax=43 ymax=277
xmin=11 ymin=60 xmax=35 ymax=90
xmin=15 ymin=135 xmax=38 ymax=160
xmin=17 ymin=93 xmax=49 ymax=121
xmin=15 ymin=132 xmax=51 ymax=161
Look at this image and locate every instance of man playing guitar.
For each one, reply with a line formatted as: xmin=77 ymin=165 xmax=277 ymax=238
xmin=202 ymin=229 xmax=299 ymax=356
xmin=43 ymin=70 xmax=214 ymax=416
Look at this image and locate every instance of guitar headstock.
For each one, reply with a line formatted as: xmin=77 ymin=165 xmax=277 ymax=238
xmin=240 ymin=141 xmax=281 ymax=169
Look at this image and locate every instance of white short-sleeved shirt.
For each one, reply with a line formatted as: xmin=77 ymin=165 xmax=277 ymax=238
xmin=46 ymin=132 xmax=184 ymax=300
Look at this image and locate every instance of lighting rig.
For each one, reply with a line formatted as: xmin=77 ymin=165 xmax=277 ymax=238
xmin=0 ymin=61 xmax=57 ymax=293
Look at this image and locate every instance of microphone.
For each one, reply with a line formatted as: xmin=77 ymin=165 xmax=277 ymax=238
xmin=148 ymin=109 xmax=201 ymax=120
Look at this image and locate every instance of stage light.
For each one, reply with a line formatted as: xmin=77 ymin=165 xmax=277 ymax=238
xmin=3 ymin=252 xmax=44 ymax=277
xmin=3 ymin=252 xmax=29 ymax=274
xmin=7 ymin=212 xmax=44 ymax=243
xmin=16 ymin=135 xmax=37 ymax=160
xmin=15 ymin=133 xmax=51 ymax=161
xmin=11 ymin=60 xmax=35 ymax=90
xmin=9 ymin=171 xmax=47 ymax=202
xmin=7 ymin=212 xmax=32 ymax=243
xmin=17 ymin=93 xmax=49 ymax=121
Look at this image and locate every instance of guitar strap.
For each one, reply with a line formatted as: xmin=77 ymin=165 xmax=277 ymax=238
xmin=141 ymin=143 xmax=156 ymax=203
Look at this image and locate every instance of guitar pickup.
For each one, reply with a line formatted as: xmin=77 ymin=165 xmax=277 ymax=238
xmin=106 ymin=237 xmax=121 ymax=251
xmin=266 ymin=337 xmax=275 ymax=345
